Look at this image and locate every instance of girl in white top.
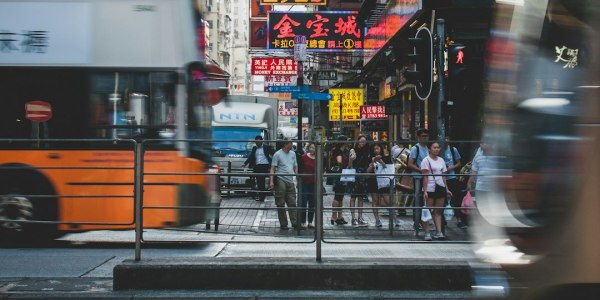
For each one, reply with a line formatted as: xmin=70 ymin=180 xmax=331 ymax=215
xmin=420 ymin=141 xmax=452 ymax=241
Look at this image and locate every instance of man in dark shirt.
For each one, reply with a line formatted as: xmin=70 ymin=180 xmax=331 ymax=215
xmin=243 ymin=135 xmax=274 ymax=201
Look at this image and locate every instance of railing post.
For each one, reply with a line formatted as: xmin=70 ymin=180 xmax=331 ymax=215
xmin=413 ymin=174 xmax=421 ymax=237
xmin=315 ymin=142 xmax=324 ymax=262
xmin=389 ymin=177 xmax=395 ymax=236
xmin=134 ymin=141 xmax=144 ymax=261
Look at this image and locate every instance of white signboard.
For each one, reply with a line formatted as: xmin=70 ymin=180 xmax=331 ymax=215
xmin=0 ymin=2 xmax=92 ymax=65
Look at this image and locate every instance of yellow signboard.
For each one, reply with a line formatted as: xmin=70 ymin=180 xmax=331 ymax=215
xmin=329 ymin=88 xmax=364 ymax=121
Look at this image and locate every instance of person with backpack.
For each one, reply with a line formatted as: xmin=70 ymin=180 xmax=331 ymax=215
xmin=441 ymin=136 xmax=466 ymax=229
xmin=407 ymin=128 xmax=430 ymax=227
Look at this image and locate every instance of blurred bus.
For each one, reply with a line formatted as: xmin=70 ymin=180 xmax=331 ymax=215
xmin=475 ymin=0 xmax=599 ymax=298
xmin=0 ymin=0 xmax=227 ymax=241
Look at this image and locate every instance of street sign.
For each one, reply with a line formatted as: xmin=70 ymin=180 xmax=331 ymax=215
xmin=25 ymin=101 xmax=52 ymax=122
xmin=291 ymin=92 xmax=332 ymax=101
xmin=267 ymin=85 xmax=309 ymax=93
xmin=305 ymin=70 xmax=337 ymax=80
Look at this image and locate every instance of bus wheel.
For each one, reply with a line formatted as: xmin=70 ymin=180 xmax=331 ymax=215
xmin=0 ymin=164 xmax=60 ymax=244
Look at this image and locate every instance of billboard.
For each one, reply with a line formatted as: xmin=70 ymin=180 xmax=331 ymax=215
xmin=251 ymin=0 xmax=271 ymax=18
xmin=250 ymin=20 xmax=268 ymax=48
xmin=360 ymin=105 xmax=386 ymax=119
xmin=328 ymin=88 xmax=364 ymax=121
xmin=363 ymin=0 xmax=421 ymax=65
xmin=268 ymin=11 xmax=363 ymax=52
xmin=251 ymin=57 xmax=297 ymax=75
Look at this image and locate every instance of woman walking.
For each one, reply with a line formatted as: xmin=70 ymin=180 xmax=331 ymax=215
xmin=299 ymin=142 xmax=316 ymax=228
xmin=348 ymin=135 xmax=370 ymax=226
xmin=329 ymin=136 xmax=349 ymax=225
xmin=367 ymin=142 xmax=400 ymax=228
xmin=421 ymin=141 xmax=452 ymax=241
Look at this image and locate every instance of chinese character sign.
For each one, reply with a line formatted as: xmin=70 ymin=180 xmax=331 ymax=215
xmin=360 ymin=105 xmax=386 ymax=119
xmin=268 ymin=11 xmax=363 ymax=52
xmin=329 ymin=89 xmax=364 ymax=121
xmin=554 ymin=45 xmax=578 ymax=68
xmin=278 ymin=101 xmax=298 ymax=116
xmin=251 ymin=57 xmax=298 ymax=75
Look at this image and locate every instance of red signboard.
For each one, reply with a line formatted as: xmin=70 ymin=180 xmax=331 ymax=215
xmin=260 ymin=0 xmax=327 ymax=5
xmin=250 ymin=20 xmax=268 ymax=48
xmin=363 ymin=0 xmax=421 ymax=65
xmin=361 ymin=105 xmax=386 ymax=120
xmin=268 ymin=11 xmax=363 ymax=51
xmin=25 ymin=100 xmax=52 ymax=122
xmin=251 ymin=1 xmax=272 ymax=18
xmin=251 ymin=57 xmax=298 ymax=75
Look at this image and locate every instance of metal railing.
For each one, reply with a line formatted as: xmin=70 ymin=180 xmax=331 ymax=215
xmin=131 ymin=139 xmax=482 ymax=261
xmin=0 ymin=138 xmax=481 ymax=261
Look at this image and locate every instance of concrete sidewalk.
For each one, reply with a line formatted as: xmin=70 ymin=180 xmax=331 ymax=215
xmin=0 ymin=186 xmax=494 ymax=299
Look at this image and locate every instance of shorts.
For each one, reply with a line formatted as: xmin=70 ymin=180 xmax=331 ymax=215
xmin=347 ymin=177 xmax=367 ymax=197
xmin=427 ymin=190 xmax=446 ymax=199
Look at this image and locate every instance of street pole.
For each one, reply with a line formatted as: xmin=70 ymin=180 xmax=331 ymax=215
xmin=297 ymin=64 xmax=304 ymax=142
xmin=436 ymin=19 xmax=446 ymax=140
xmin=339 ymin=94 xmax=343 ymax=134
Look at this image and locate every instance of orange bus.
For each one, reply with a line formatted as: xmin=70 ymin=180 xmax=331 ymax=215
xmin=0 ymin=0 xmax=227 ymax=240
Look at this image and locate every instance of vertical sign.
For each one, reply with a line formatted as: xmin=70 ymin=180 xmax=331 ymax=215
xmin=293 ymin=35 xmax=307 ymax=62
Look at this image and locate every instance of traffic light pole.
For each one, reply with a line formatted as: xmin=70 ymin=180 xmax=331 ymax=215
xmin=435 ymin=19 xmax=446 ymax=141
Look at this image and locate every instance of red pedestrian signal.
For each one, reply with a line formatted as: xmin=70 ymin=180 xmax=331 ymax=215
xmin=449 ymin=44 xmax=467 ymax=76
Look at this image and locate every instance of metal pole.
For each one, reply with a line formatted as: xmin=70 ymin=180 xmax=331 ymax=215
xmin=315 ymin=142 xmax=324 ymax=262
xmin=134 ymin=142 xmax=144 ymax=261
xmin=339 ymin=94 xmax=343 ymax=134
xmin=436 ymin=19 xmax=446 ymax=141
xmin=297 ymin=63 xmax=304 ymax=142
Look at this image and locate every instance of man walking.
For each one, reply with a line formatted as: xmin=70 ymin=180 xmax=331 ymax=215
xmin=243 ymin=135 xmax=274 ymax=202
xmin=269 ymin=139 xmax=298 ymax=230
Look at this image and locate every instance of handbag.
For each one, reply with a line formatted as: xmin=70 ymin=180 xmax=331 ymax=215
xmin=340 ymin=168 xmax=356 ymax=182
xmin=461 ymin=191 xmax=475 ymax=215
xmin=421 ymin=205 xmax=432 ymax=222
xmin=375 ymin=163 xmax=395 ymax=189
xmin=434 ymin=183 xmax=446 ymax=195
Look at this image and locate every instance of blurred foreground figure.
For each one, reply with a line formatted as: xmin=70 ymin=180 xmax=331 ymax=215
xmin=474 ymin=0 xmax=600 ymax=298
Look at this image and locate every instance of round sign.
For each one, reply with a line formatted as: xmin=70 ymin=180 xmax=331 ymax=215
xmin=25 ymin=101 xmax=52 ymax=122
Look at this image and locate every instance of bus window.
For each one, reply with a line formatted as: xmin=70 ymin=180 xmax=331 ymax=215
xmin=89 ymin=72 xmax=177 ymax=140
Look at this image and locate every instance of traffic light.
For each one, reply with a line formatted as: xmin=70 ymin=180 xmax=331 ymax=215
xmin=404 ymin=27 xmax=433 ymax=100
xmin=448 ymin=43 xmax=467 ymax=77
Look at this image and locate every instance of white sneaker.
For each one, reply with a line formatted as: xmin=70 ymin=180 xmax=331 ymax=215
xmin=433 ymin=232 xmax=445 ymax=240
xmin=424 ymin=233 xmax=432 ymax=241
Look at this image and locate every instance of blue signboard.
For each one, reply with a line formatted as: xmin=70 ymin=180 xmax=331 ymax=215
xmin=291 ymin=91 xmax=332 ymax=101
xmin=267 ymin=85 xmax=309 ymax=93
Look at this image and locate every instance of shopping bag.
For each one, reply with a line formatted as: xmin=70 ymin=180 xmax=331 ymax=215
xmin=375 ymin=163 xmax=395 ymax=189
xmin=461 ymin=191 xmax=475 ymax=215
xmin=421 ymin=205 xmax=432 ymax=222
xmin=443 ymin=202 xmax=455 ymax=221
xmin=340 ymin=168 xmax=356 ymax=182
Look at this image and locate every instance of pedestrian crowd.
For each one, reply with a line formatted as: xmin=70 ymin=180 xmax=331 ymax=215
xmin=244 ymin=129 xmax=488 ymax=240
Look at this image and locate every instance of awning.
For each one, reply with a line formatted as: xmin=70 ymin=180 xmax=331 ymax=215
xmin=202 ymin=63 xmax=230 ymax=106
